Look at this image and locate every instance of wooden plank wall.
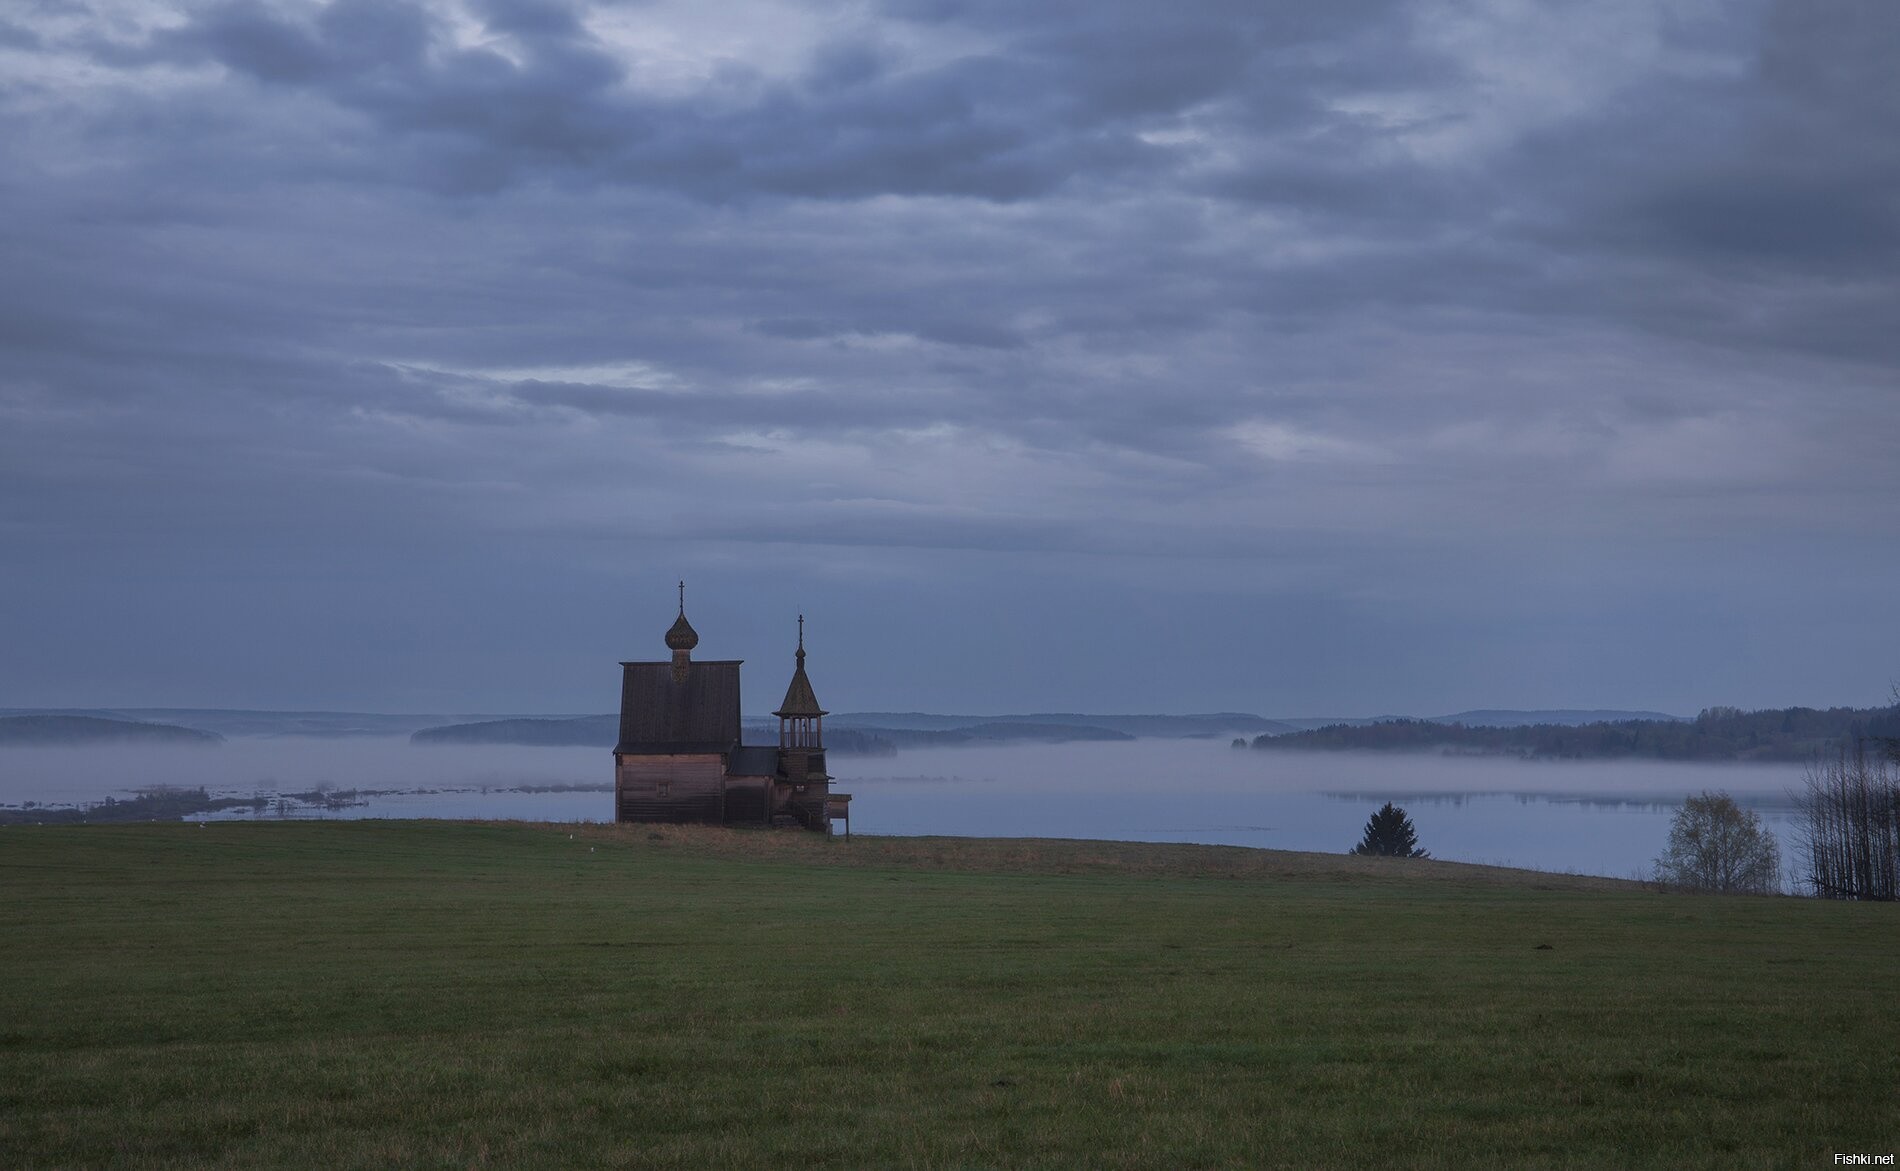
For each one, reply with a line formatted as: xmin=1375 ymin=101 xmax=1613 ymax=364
xmin=616 ymin=754 xmax=725 ymax=823
xmin=771 ymin=780 xmax=831 ymax=832
xmin=723 ymin=778 xmax=769 ymax=824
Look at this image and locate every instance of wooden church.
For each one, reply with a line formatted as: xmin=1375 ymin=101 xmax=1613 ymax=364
xmin=612 ymin=587 xmax=845 ymax=832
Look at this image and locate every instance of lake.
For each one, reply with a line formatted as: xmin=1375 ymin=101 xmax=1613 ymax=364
xmin=0 ymin=736 xmax=1811 ymax=883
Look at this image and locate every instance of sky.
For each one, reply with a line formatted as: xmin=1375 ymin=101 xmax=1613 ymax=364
xmin=2 ymin=0 xmax=1897 ymax=718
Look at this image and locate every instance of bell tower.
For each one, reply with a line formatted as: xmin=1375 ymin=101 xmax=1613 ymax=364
xmin=775 ymin=615 xmax=825 ymax=752
xmin=774 ymin=614 xmax=829 ymax=823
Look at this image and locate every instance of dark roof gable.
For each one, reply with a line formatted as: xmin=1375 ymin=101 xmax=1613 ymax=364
xmin=728 ymin=745 xmax=780 ymax=776
xmin=616 ymin=660 xmax=742 ymax=755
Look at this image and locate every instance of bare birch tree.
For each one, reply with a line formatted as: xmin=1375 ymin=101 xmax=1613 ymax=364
xmin=1798 ymin=741 xmax=1900 ymax=901
xmin=1653 ymin=791 xmax=1780 ymax=894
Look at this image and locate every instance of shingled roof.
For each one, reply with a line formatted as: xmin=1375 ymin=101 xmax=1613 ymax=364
xmin=728 ymin=745 xmax=780 ymax=776
xmin=774 ymin=616 xmax=826 ymax=718
xmin=615 ymin=660 xmax=742 ymax=755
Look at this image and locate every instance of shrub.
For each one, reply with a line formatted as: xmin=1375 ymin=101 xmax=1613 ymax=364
xmin=1654 ymin=791 xmax=1780 ymax=894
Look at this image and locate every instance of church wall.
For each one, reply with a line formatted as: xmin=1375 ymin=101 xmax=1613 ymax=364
xmin=788 ymin=782 xmax=830 ymax=831
xmin=723 ymin=776 xmax=770 ymax=824
xmin=616 ymin=753 xmax=725 ymax=823
xmin=770 ymin=776 xmax=832 ymax=831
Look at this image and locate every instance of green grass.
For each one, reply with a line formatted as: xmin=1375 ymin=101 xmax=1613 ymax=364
xmin=1 ymin=821 xmax=1895 ymax=1169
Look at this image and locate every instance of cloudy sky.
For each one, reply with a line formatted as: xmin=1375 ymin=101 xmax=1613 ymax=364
xmin=2 ymin=0 xmax=1896 ymax=718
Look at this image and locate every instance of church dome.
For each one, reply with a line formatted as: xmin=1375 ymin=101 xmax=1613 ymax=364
xmin=665 ymin=610 xmax=699 ymax=651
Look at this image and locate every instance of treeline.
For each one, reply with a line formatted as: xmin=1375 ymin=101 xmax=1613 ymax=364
xmin=806 ymin=729 xmax=898 ymax=756
xmin=412 ymin=716 xmax=900 ymax=757
xmin=412 ymin=716 xmax=618 ymax=747
xmin=857 ymin=722 xmax=1134 ymax=748
xmin=0 ymin=715 xmax=223 ymax=746
xmin=1252 ymin=704 xmax=1900 ymax=763
xmin=1799 ymin=740 xmax=1900 ymax=900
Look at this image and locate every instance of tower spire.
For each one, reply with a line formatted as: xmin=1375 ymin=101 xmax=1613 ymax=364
xmin=678 ymin=580 xmax=685 ymax=616
xmin=775 ymin=615 xmax=825 ymax=724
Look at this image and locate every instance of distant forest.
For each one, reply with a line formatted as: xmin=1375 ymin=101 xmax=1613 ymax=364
xmin=407 ymin=714 xmax=1143 ymax=754
xmin=1252 ymin=705 xmax=1900 ymax=763
xmin=0 ymin=715 xmax=223 ymax=747
xmin=410 ymin=715 xmax=903 ymax=756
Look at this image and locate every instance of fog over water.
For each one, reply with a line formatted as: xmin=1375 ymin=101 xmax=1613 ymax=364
xmin=836 ymin=742 xmax=1806 ymax=880
xmin=1 ymin=736 xmax=1810 ymax=881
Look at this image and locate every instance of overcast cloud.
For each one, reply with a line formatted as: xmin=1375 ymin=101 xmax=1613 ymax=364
xmin=2 ymin=0 xmax=1896 ymax=716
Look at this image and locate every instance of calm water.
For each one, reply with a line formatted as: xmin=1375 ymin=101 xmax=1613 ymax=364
xmin=0 ymin=737 xmax=1809 ymax=881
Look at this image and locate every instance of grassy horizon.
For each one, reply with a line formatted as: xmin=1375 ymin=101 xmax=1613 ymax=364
xmin=3 ymin=821 xmax=1895 ymax=1168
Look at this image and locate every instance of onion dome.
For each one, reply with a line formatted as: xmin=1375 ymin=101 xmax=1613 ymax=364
xmin=665 ymin=612 xmax=698 ymax=651
xmin=664 ymin=581 xmax=698 ymax=651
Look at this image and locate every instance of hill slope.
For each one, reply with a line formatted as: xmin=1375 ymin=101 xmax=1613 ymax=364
xmin=411 ymin=715 xmax=619 ymax=747
xmin=0 ymin=714 xmax=222 ymax=746
xmin=1255 ymin=704 xmax=1900 ymax=762
xmin=0 ymin=822 xmax=1893 ymax=1168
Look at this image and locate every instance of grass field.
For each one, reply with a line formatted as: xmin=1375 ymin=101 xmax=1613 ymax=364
xmin=2 ymin=820 xmax=1895 ymax=1168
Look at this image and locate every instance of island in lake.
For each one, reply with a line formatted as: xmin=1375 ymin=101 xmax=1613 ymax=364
xmin=1251 ymin=703 xmax=1900 ymax=763
xmin=0 ymin=714 xmax=223 ymax=747
xmin=405 ymin=711 xmax=1288 ymax=752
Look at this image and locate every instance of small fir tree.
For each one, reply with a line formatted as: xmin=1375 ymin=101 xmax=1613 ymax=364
xmin=1351 ymin=802 xmax=1428 ymax=858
